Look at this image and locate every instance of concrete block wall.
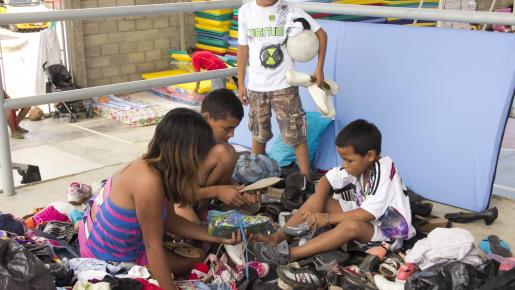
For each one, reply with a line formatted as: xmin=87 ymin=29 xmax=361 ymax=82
xmin=76 ymin=0 xmax=197 ymax=87
xmin=476 ymin=0 xmax=513 ymax=11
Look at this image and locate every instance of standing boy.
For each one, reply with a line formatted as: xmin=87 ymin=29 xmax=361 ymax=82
xmin=237 ymin=0 xmax=328 ymax=180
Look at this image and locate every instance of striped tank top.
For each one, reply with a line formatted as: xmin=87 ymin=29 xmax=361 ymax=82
xmin=78 ymin=176 xmax=166 ymax=265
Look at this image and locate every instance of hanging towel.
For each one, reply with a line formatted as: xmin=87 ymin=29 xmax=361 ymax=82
xmin=35 ymin=29 xmax=62 ymax=95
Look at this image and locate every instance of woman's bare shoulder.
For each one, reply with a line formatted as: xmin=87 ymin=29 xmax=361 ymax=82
xmin=118 ymin=159 xmax=163 ymax=193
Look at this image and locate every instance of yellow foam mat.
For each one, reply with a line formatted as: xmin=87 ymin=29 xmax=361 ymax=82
xmin=229 ymin=30 xmax=238 ymax=39
xmin=141 ymin=69 xmax=236 ymax=94
xmin=334 ymin=0 xmax=384 ymax=4
xmin=201 ymin=8 xmax=233 ymax=15
xmin=195 ymin=17 xmax=232 ymax=28
xmin=170 ymin=54 xmax=192 ymax=62
xmin=195 ymin=23 xmax=229 ymax=33
xmin=195 ymin=43 xmax=228 ymax=54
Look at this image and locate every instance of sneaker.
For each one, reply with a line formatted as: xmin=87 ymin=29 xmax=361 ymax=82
xmin=277 ymin=265 xmax=325 ymax=290
xmin=237 ymin=261 xmax=270 ymax=278
xmin=307 ymin=84 xmax=335 ymax=118
xmin=323 ymin=79 xmax=339 ymax=96
xmin=286 ymin=70 xmax=314 ymax=87
xmin=10 ymin=130 xmax=24 ymax=139
xmin=17 ymin=126 xmax=29 ymax=133
xmin=252 ymin=240 xmax=290 ymax=265
xmin=225 ymin=243 xmax=246 ymax=265
xmin=66 ymin=182 xmax=92 ymax=205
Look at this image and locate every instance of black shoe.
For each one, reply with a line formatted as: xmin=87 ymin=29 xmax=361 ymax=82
xmin=298 ymin=250 xmax=351 ymax=272
xmin=411 ymin=202 xmax=433 ymax=217
xmin=444 ymin=207 xmax=498 ymax=225
xmin=281 ymin=173 xmax=315 ymax=211
xmin=18 ymin=165 xmax=42 ymax=184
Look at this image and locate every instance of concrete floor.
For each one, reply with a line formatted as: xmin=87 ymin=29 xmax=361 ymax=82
xmin=0 ymin=100 xmax=514 ymax=248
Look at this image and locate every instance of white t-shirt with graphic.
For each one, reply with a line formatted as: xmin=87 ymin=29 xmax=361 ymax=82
xmin=325 ymin=156 xmax=416 ymax=240
xmin=238 ymin=0 xmax=321 ymax=92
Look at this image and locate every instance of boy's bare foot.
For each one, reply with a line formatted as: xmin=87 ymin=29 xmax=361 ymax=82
xmin=11 ymin=131 xmax=24 ymax=139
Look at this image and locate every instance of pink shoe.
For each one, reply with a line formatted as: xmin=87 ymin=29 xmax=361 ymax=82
xmin=32 ymin=206 xmax=70 ymax=226
xmin=237 ymin=261 xmax=269 ymax=278
xmin=396 ymin=263 xmax=418 ymax=283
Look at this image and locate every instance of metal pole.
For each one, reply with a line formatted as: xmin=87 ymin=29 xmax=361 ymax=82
xmin=0 ymin=1 xmax=242 ymax=25
xmin=4 ymin=68 xmax=238 ymax=110
xmin=0 ymin=1 xmax=514 ymax=26
xmin=0 ymin=70 xmax=15 ymax=196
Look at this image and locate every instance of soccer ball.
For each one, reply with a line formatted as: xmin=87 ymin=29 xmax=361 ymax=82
xmin=286 ymin=18 xmax=319 ymax=63
xmin=287 ymin=29 xmax=319 ymax=63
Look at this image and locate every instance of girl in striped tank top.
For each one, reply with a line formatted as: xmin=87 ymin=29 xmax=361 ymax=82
xmin=78 ymin=108 xmax=242 ymax=290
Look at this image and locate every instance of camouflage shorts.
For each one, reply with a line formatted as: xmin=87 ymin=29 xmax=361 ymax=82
xmin=247 ymin=86 xmax=307 ymax=145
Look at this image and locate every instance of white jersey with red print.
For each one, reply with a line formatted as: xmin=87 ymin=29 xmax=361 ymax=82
xmin=325 ymin=156 xmax=416 ymax=240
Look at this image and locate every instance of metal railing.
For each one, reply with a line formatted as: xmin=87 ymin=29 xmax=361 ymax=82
xmin=1 ymin=1 xmax=515 ymax=195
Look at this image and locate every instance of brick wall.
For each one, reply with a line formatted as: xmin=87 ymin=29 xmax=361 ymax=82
xmin=71 ymin=0 xmax=196 ymax=87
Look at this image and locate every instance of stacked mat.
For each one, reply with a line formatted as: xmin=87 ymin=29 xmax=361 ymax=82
xmin=227 ymin=8 xmax=238 ymax=62
xmin=384 ymin=0 xmax=439 ymax=26
xmin=194 ymin=7 xmax=233 ymax=55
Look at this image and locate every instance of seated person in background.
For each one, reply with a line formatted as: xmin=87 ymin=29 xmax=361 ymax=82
xmin=187 ymin=47 xmax=228 ymax=94
xmin=4 ymin=92 xmax=30 ymax=139
xmin=252 ymin=119 xmax=415 ymax=264
xmin=78 ymin=108 xmax=240 ymax=290
xmin=175 ymin=89 xmax=258 ymax=222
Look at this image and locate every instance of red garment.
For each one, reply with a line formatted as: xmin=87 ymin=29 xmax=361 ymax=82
xmin=135 ymin=278 xmax=164 ymax=290
xmin=191 ymin=51 xmax=226 ymax=72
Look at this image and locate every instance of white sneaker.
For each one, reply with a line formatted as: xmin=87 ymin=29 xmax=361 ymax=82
xmin=224 ymin=243 xmax=245 ymax=265
xmin=307 ymin=84 xmax=336 ymax=118
xmin=286 ymin=70 xmax=313 ymax=87
xmin=374 ymin=275 xmax=404 ymax=290
xmin=323 ymin=79 xmax=339 ymax=96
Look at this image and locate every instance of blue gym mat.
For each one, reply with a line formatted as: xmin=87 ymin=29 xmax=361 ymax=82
xmin=231 ymin=20 xmax=515 ymax=211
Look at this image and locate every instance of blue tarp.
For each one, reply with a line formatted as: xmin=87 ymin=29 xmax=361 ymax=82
xmin=231 ymin=21 xmax=515 ymax=211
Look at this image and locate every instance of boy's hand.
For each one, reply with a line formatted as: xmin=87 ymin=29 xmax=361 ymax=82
xmin=218 ymin=230 xmax=244 ymax=245
xmin=238 ymin=84 xmax=249 ymax=105
xmin=302 ymin=211 xmax=328 ymax=229
xmin=217 ymin=185 xmax=249 ymax=207
xmin=249 ymin=232 xmax=282 ymax=245
xmin=242 ymin=189 xmax=263 ymax=204
xmin=312 ymin=67 xmax=325 ymax=87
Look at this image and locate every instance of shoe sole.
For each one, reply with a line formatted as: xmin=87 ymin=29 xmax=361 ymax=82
xmin=487 ymin=235 xmax=513 ymax=257
xmin=307 ymin=85 xmax=334 ymax=117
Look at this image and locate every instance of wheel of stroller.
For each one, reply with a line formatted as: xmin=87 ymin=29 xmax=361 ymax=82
xmin=53 ymin=111 xmax=60 ymax=118
xmin=69 ymin=113 xmax=77 ymax=123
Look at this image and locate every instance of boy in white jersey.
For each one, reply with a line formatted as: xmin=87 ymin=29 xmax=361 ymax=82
xmin=237 ymin=0 xmax=328 ymax=179
xmin=252 ymin=119 xmax=415 ymax=264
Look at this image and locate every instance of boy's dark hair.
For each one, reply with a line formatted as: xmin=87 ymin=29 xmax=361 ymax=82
xmin=335 ymin=119 xmax=382 ymax=156
xmin=201 ymin=88 xmax=244 ymax=121
xmin=186 ymin=47 xmax=195 ymax=55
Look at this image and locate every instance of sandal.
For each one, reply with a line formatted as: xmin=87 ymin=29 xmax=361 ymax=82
xmin=480 ymin=235 xmax=513 ymax=258
xmin=378 ymin=257 xmax=402 ymax=280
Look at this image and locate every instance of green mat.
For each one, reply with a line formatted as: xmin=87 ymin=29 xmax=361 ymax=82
xmin=167 ymin=49 xmax=187 ymax=55
xmin=231 ymin=19 xmax=238 ymax=26
xmin=195 ymin=12 xmax=233 ymax=21
xmin=195 ymin=28 xmax=229 ymax=37
xmin=197 ymin=36 xmax=229 ymax=48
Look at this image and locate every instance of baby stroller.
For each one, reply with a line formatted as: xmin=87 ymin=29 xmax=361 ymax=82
xmin=43 ymin=62 xmax=91 ymax=123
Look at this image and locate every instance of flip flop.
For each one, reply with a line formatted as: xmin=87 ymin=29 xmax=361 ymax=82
xmin=241 ymin=177 xmax=282 ymax=192
xmin=480 ymin=235 xmax=513 ymax=258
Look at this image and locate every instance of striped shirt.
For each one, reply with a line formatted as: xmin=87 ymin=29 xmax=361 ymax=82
xmin=78 ymin=176 xmax=166 ymax=265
